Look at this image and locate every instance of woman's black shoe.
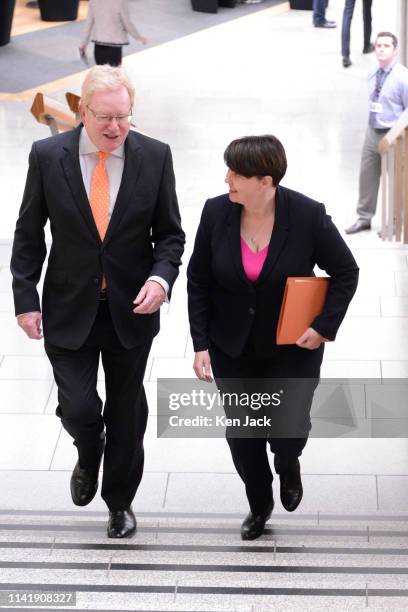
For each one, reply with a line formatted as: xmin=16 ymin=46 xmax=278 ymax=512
xmin=241 ymin=502 xmax=274 ymax=540
xmin=279 ymin=459 xmax=303 ymax=512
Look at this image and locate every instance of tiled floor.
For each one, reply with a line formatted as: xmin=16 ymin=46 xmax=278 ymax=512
xmin=0 ymin=0 xmax=408 ymax=609
xmin=2 ymin=0 xmax=285 ymax=94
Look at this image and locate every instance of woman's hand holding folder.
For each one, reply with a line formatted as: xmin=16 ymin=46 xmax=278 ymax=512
xmin=295 ymin=327 xmax=329 ymax=350
xmin=276 ymin=277 xmax=331 ymax=346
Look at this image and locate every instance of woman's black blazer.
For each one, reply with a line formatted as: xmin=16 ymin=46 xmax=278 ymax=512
xmin=187 ymin=186 xmax=359 ymax=359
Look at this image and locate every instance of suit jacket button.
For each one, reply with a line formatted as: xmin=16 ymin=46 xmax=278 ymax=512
xmin=249 ymin=307 xmax=255 ymax=315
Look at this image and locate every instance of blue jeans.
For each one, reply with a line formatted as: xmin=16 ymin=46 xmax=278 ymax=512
xmin=341 ymin=0 xmax=372 ymax=58
xmin=313 ymin=0 xmax=329 ymax=25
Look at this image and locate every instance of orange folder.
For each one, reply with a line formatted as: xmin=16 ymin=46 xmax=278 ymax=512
xmin=276 ymin=277 xmax=330 ymax=345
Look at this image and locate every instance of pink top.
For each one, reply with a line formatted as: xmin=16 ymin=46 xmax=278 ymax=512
xmin=241 ymin=238 xmax=268 ymax=283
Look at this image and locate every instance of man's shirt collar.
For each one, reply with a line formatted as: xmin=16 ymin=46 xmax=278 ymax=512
xmin=79 ymin=126 xmax=125 ymax=159
xmin=369 ymin=58 xmax=397 ymax=79
xmin=382 ymin=58 xmax=397 ymax=74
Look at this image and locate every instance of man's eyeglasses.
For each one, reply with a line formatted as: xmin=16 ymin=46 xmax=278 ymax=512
xmin=87 ymin=105 xmax=132 ymax=124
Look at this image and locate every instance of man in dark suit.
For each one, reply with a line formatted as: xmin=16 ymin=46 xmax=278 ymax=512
xmin=10 ymin=65 xmax=185 ymax=538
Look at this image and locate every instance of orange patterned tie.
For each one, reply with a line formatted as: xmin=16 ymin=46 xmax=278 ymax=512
xmin=90 ymin=151 xmax=110 ymax=288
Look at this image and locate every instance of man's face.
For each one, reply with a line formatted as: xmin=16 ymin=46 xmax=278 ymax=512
xmin=79 ymin=86 xmax=132 ymax=153
xmin=375 ymin=36 xmax=397 ymax=66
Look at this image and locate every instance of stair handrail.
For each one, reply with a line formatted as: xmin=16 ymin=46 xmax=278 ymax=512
xmin=378 ymin=108 xmax=408 ymax=155
xmin=378 ymin=108 xmax=408 ymax=243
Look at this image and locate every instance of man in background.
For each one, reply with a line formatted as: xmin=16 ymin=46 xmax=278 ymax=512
xmin=342 ymin=0 xmax=374 ymax=68
xmin=313 ymin=0 xmax=336 ymax=29
xmin=346 ymin=32 xmax=408 ymax=234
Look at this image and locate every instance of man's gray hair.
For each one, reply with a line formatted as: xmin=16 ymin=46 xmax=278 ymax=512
xmin=81 ymin=65 xmax=135 ymax=107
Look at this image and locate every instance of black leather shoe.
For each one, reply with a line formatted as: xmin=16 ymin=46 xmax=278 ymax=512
xmin=241 ymin=502 xmax=274 ymax=541
xmin=342 ymin=56 xmax=352 ymax=68
xmin=107 ymin=507 xmax=137 ymax=538
xmin=363 ymin=42 xmax=375 ymax=54
xmin=314 ymin=20 xmax=337 ymax=28
xmin=345 ymin=219 xmax=371 ymax=234
xmin=278 ymin=459 xmax=303 ymax=512
xmin=70 ymin=461 xmax=100 ymax=506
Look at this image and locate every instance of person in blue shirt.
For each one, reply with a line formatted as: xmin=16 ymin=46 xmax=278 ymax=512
xmin=346 ymin=32 xmax=408 ymax=234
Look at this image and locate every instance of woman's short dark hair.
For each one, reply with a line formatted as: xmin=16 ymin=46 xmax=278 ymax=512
xmin=224 ymin=135 xmax=287 ymax=186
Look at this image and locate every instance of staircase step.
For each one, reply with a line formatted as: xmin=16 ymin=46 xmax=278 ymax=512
xmin=0 ymin=510 xmax=407 ymax=610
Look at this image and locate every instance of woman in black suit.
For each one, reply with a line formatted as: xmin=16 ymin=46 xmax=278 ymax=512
xmin=187 ymin=135 xmax=359 ymax=540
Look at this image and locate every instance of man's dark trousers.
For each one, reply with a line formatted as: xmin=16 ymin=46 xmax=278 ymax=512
xmin=45 ymin=299 xmax=152 ymax=511
xmin=341 ymin=0 xmax=372 ymax=58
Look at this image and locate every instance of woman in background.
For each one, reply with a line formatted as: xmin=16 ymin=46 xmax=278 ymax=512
xmin=187 ymin=135 xmax=359 ymax=540
xmin=79 ymin=0 xmax=147 ymax=67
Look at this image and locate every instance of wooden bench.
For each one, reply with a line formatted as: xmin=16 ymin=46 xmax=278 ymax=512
xmin=30 ymin=92 xmax=78 ymax=135
xmin=65 ymin=92 xmax=81 ymax=121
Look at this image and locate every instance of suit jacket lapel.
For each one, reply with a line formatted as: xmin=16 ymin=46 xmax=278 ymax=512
xmin=103 ymin=132 xmax=142 ymax=246
xmin=255 ymin=186 xmax=289 ymax=285
xmin=60 ymin=126 xmax=101 ymax=245
xmin=227 ymin=202 xmax=252 ymax=287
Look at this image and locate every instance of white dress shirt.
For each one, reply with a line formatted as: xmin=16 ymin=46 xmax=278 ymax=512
xmin=79 ymin=126 xmax=124 ymax=220
xmin=79 ymin=128 xmax=169 ymax=298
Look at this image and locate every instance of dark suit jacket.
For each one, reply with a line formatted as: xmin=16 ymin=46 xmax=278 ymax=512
xmin=187 ymin=187 xmax=359 ymax=359
xmin=11 ymin=126 xmax=185 ymax=350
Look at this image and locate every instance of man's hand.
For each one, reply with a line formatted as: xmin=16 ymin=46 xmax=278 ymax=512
xmin=193 ymin=350 xmax=213 ymax=382
xmin=296 ymin=327 xmax=328 ymax=350
xmin=17 ymin=311 xmax=43 ymax=340
xmin=133 ymin=280 xmax=166 ymax=314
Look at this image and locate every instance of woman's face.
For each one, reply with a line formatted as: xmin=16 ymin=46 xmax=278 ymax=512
xmin=225 ymin=168 xmax=269 ymax=203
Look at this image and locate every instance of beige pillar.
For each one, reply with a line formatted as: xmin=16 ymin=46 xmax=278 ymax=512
xmin=399 ymin=0 xmax=408 ymax=67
